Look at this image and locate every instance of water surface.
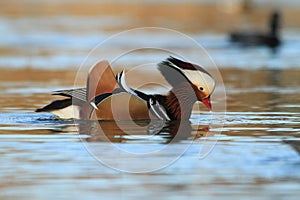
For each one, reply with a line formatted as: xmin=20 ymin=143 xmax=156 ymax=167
xmin=0 ymin=1 xmax=300 ymax=199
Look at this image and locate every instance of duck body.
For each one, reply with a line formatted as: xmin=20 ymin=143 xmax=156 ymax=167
xmin=230 ymin=32 xmax=280 ymax=48
xmin=36 ymin=57 xmax=215 ymax=121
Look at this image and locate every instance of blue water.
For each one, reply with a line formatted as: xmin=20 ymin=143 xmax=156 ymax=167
xmin=1 ymin=2 xmax=300 ymax=199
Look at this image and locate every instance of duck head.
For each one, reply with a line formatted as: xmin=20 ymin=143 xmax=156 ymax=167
xmin=158 ymin=56 xmax=215 ymax=111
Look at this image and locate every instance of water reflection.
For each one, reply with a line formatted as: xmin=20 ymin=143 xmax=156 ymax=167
xmin=79 ymin=120 xmax=209 ymax=143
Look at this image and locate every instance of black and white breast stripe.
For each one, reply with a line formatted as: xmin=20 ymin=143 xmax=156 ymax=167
xmin=116 ymin=70 xmax=170 ymax=121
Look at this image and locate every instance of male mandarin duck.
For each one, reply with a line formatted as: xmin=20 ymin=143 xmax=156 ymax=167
xmin=36 ymin=57 xmax=215 ymax=120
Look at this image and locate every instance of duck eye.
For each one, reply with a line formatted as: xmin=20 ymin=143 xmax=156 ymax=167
xmin=199 ymin=87 xmax=204 ymax=91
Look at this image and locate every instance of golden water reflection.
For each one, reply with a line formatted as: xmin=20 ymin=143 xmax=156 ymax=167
xmin=79 ymin=120 xmax=209 ymax=143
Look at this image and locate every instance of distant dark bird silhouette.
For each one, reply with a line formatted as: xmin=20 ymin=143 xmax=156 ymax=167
xmin=229 ymin=11 xmax=281 ymax=50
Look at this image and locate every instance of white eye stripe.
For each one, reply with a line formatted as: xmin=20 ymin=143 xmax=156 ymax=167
xmin=164 ymin=61 xmax=215 ymax=94
xmin=181 ymin=70 xmax=215 ymax=94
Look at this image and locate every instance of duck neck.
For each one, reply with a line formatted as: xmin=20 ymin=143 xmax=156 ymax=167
xmin=270 ymin=12 xmax=280 ymax=37
xmin=157 ymin=83 xmax=197 ymax=120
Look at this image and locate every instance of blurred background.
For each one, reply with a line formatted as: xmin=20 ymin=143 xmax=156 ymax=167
xmin=0 ymin=0 xmax=300 ymax=199
xmin=0 ymin=0 xmax=299 ymax=70
xmin=0 ymin=0 xmax=299 ymax=111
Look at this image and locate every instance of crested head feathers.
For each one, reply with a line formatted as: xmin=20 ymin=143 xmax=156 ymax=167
xmin=158 ymin=57 xmax=215 ymax=98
